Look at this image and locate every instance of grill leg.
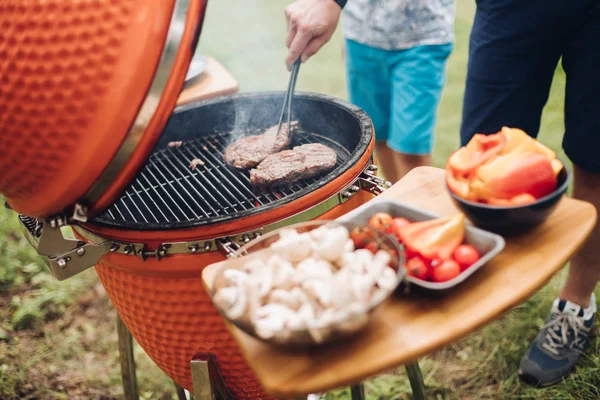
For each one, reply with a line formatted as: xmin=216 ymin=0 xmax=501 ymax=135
xmin=405 ymin=362 xmax=426 ymax=400
xmin=350 ymin=383 xmax=365 ymax=400
xmin=191 ymin=353 xmax=234 ymax=400
xmin=117 ymin=315 xmax=139 ymax=400
xmin=174 ymin=382 xmax=188 ymax=400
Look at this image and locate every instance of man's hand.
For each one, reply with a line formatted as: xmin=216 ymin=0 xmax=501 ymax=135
xmin=284 ymin=0 xmax=342 ymax=70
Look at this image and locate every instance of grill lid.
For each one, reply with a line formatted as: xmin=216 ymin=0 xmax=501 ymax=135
xmin=0 ymin=0 xmax=208 ymax=220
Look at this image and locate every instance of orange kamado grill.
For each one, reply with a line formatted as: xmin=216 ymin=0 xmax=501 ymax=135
xmin=0 ymin=1 xmax=387 ymax=398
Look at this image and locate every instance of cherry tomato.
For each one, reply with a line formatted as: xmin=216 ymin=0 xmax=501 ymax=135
xmin=432 ymin=259 xmax=461 ymax=282
xmin=350 ymin=227 xmax=373 ymax=249
xmin=405 ymin=257 xmax=431 ymax=281
xmin=404 ymin=246 xmax=420 ymax=261
xmin=386 ymin=217 xmax=411 ymax=239
xmin=365 ymin=241 xmax=380 ymax=254
xmin=369 ymin=212 xmax=393 ymax=232
xmin=452 ymin=244 xmax=480 ymax=271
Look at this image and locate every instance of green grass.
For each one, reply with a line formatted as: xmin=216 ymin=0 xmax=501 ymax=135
xmin=1 ymin=0 xmax=598 ymax=399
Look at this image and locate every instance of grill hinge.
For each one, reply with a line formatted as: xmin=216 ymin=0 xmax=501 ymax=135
xmin=358 ymin=165 xmax=391 ymax=196
xmin=17 ymin=214 xmax=111 ymax=280
xmin=16 ymin=214 xmax=150 ymax=280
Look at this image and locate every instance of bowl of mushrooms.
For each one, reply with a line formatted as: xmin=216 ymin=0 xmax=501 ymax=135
xmin=210 ymin=220 xmax=405 ymax=348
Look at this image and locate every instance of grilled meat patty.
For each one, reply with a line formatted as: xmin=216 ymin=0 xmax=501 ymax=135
xmin=223 ymin=121 xmax=298 ymax=169
xmin=249 ymin=143 xmax=337 ymax=187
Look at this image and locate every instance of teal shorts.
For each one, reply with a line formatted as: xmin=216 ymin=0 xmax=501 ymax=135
xmin=345 ymin=39 xmax=453 ymax=155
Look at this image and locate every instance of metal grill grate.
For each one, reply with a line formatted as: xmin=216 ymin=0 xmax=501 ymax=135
xmin=93 ymin=130 xmax=351 ymax=228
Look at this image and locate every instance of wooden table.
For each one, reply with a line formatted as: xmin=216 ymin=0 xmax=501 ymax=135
xmin=202 ymin=166 xmax=597 ymax=399
xmin=176 ymin=56 xmax=239 ymax=106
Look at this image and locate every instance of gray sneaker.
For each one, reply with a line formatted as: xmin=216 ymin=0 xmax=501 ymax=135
xmin=519 ymin=293 xmax=596 ymax=387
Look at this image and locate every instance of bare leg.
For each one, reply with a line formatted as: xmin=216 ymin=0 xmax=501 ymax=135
xmin=395 ymin=153 xmax=432 ymax=181
xmin=375 ymin=142 xmax=431 ymax=183
xmin=559 ymin=165 xmax=600 ymax=308
xmin=375 ymin=142 xmax=399 ymax=182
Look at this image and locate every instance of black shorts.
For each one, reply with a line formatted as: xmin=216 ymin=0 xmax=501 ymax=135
xmin=460 ymin=0 xmax=600 ymax=172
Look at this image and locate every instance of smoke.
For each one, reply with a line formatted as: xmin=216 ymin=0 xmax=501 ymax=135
xmin=228 ymin=94 xmax=293 ymax=141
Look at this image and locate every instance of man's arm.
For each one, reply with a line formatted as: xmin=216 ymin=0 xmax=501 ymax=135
xmin=284 ymin=0 xmax=346 ymax=70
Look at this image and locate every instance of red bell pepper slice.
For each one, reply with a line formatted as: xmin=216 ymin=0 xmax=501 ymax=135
xmin=445 ymin=165 xmax=471 ymax=199
xmin=500 ymin=127 xmax=556 ymax=160
xmin=474 ymin=153 xmax=557 ymax=200
xmin=447 ymin=132 xmax=507 ymax=174
xmin=398 ymin=214 xmax=465 ymax=261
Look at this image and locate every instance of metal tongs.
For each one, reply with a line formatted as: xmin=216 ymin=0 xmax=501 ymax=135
xmin=275 ymin=58 xmax=302 ymax=135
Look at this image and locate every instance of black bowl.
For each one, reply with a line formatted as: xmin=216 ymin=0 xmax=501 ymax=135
xmin=446 ymin=159 xmax=571 ymax=236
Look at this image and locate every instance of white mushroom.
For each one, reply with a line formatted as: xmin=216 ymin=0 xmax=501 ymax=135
xmin=363 ymin=250 xmax=390 ymax=282
xmin=350 ymin=273 xmax=374 ymax=303
xmin=245 ymin=277 xmax=262 ymax=321
xmin=213 ymin=286 xmax=239 ymax=315
xmin=330 ymin=269 xmax=358 ymax=309
xmin=308 ymin=225 xmax=329 ymax=241
xmin=311 ymin=226 xmax=350 ymax=262
xmin=267 ymin=255 xmax=296 ymax=290
xmin=301 ymin=278 xmax=332 ymax=308
xmin=374 ymin=250 xmax=392 ymax=268
xmin=344 ymin=239 xmax=355 ymax=253
xmin=223 ymin=268 xmax=249 ymax=286
xmin=215 ymin=285 xmax=247 ymax=320
xmin=242 ymin=258 xmax=264 ymax=274
xmin=214 ymin=223 xmax=398 ymax=345
xmin=271 ymin=230 xmax=313 ymax=262
xmin=268 ymin=288 xmax=303 ymax=310
xmin=295 ymin=258 xmax=333 ymax=282
xmin=253 ymin=304 xmax=298 ymax=340
xmin=376 ymin=267 xmax=398 ymax=292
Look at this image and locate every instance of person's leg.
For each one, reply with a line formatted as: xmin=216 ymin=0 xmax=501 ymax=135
xmin=558 ymin=1 xmax=600 ymax=308
xmin=374 ymin=142 xmax=402 ymax=182
xmin=372 ymin=144 xmax=430 ymax=183
xmin=386 ymin=43 xmax=453 ymax=181
xmin=559 ymin=166 xmax=600 ymax=307
xmin=460 ymin=1 xmax=562 ymax=144
xmin=459 ymin=0 xmax=600 ymax=387
xmin=344 ymin=39 xmax=394 ymax=179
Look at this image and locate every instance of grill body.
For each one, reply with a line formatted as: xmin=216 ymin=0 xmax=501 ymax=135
xmin=78 ymin=93 xmax=376 ymax=397
xmin=0 ymin=0 xmax=208 ymax=219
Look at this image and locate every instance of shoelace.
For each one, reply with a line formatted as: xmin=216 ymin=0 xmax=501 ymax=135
xmin=542 ymin=312 xmax=585 ymax=355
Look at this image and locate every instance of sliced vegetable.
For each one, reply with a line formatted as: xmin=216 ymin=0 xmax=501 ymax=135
xmin=474 ymin=153 xmax=557 ymax=200
xmin=447 ymin=132 xmax=507 ymax=174
xmin=446 ymin=127 xmax=562 ymax=205
xmin=500 ymin=127 xmax=556 ymax=160
xmin=387 ymin=217 xmax=411 ymax=241
xmin=397 ymin=214 xmax=465 ymax=260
